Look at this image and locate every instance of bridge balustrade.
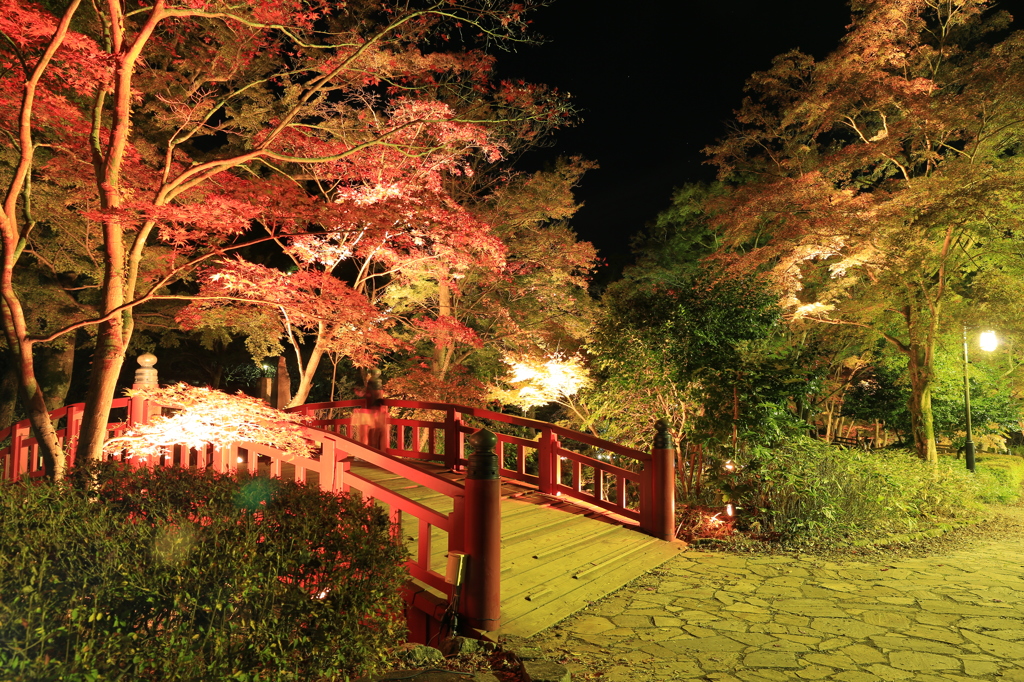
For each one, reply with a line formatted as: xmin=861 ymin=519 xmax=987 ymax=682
xmin=290 ymin=398 xmax=673 ymax=538
xmin=1 ymin=393 xmax=676 ymax=638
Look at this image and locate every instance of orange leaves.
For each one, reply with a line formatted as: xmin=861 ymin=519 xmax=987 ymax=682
xmin=414 ymin=315 xmax=483 ymax=350
xmin=384 ymin=362 xmax=488 ymax=406
xmin=150 ymin=194 xmax=263 ymax=244
xmin=182 ymin=258 xmax=397 ymax=366
xmin=110 ymin=383 xmax=317 ymax=461
xmin=705 ymin=0 xmax=1024 ymax=336
xmin=4 ymin=0 xmax=571 ymax=393
xmin=0 ymin=0 xmax=110 ymax=141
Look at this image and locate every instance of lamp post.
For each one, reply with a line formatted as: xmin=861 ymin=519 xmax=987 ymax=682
xmin=963 ymin=327 xmax=998 ymax=472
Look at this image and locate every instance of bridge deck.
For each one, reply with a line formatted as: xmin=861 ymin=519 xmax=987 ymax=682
xmin=349 ymin=461 xmax=686 ymax=638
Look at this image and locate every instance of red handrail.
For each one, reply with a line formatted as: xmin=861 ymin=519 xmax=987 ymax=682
xmin=290 ymin=398 xmax=660 ymax=528
xmin=296 ymin=398 xmax=650 ymax=461
xmin=2 ymin=392 xmax=676 ymax=635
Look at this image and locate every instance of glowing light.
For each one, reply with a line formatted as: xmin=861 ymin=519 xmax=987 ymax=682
xmin=237 ymin=456 xmax=245 ymax=464
xmin=792 ymin=302 xmax=833 ymax=318
xmin=105 ymin=384 xmax=316 ymax=461
xmin=490 ymin=352 xmax=591 ymax=409
xmin=723 ymin=460 xmax=736 ymax=472
xmin=980 ymin=330 xmax=998 ymax=352
xmin=725 ymin=504 xmax=735 ymax=517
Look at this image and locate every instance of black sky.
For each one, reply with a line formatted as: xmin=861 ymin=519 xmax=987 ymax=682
xmin=496 ymin=1 xmax=858 ymax=275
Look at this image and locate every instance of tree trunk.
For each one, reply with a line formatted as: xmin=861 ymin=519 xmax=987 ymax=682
xmin=287 ymin=338 xmax=325 ymax=408
xmin=2 ymin=293 xmax=65 ymax=478
xmin=11 ymin=337 xmax=65 ymax=478
xmin=21 ymin=379 xmax=65 ymax=479
xmin=906 ymin=342 xmax=938 ymax=463
xmin=73 ymin=0 xmax=151 ymax=466
xmin=431 ymin=280 xmax=454 ymax=379
xmin=75 ymin=317 xmax=128 ymax=465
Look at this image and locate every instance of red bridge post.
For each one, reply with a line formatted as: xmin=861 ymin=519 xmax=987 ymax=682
xmin=537 ymin=428 xmax=558 ymax=495
xmin=460 ymin=428 xmax=501 ymax=632
xmin=647 ymin=419 xmax=676 ymax=541
xmin=444 ymin=407 xmax=464 ymax=471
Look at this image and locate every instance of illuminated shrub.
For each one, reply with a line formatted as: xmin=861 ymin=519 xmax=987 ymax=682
xmin=0 ymin=463 xmax=407 ymax=681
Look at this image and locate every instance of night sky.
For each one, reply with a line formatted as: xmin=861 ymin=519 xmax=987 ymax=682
xmin=492 ymin=1 xmax=902 ymax=276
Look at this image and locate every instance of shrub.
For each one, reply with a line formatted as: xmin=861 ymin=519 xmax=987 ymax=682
xmin=973 ymin=454 xmax=1024 ymax=504
xmin=0 ymin=463 xmax=408 ymax=681
xmin=714 ymin=436 xmax=985 ymax=546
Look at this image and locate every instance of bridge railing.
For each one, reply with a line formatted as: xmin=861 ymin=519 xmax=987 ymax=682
xmin=0 ymin=399 xmax=128 ymax=480
xmin=290 ymin=398 xmax=674 ymax=540
xmin=2 ymin=393 xmax=675 ymax=635
xmin=0 ymin=395 xmax=477 ymax=629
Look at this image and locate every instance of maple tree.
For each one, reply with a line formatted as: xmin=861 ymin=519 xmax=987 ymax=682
xmin=704 ymin=0 xmax=1024 ymax=461
xmin=383 ymin=156 xmax=598 ymax=405
xmin=1 ymin=0 xmax=569 ymax=478
xmin=488 ymin=351 xmax=590 ymax=410
xmin=106 ymin=383 xmax=317 ymax=461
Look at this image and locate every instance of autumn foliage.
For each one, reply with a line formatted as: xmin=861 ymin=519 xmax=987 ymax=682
xmin=0 ymin=0 xmax=581 ymax=478
xmin=106 ymin=383 xmax=317 ymax=461
xmin=704 ymin=0 xmax=1024 ymax=461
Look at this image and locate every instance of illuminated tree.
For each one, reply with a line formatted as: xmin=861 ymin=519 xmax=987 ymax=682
xmin=384 ymin=157 xmax=598 ymax=404
xmin=0 ymin=0 xmax=567 ymax=477
xmin=583 ymin=263 xmax=785 ymax=450
xmin=705 ymin=0 xmax=1024 ymax=461
xmin=105 ymin=383 xmax=317 ymax=462
xmin=489 ymin=352 xmax=591 ymax=410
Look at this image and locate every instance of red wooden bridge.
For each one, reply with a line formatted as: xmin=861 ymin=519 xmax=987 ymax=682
xmin=0 ymin=394 xmax=684 ymax=641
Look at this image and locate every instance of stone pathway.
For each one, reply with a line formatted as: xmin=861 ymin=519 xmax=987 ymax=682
xmin=521 ymin=510 xmax=1024 ymax=681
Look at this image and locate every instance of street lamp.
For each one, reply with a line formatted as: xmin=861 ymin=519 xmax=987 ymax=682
xmin=963 ymin=327 xmax=998 ymax=472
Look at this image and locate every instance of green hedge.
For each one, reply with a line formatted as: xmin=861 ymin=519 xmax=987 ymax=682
xmin=0 ymin=463 xmax=407 ymax=681
xmin=719 ymin=437 xmax=988 ymax=546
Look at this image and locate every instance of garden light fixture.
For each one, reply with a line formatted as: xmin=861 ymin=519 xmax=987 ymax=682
xmin=963 ymin=327 xmax=998 ymax=472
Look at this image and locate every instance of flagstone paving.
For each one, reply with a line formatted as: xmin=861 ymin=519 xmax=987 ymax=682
xmin=520 ymin=507 xmax=1024 ymax=681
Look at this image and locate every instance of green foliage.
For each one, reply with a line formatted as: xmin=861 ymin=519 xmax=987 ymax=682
xmin=841 ymin=344 xmax=912 ymax=437
xmin=929 ymin=345 xmax=1023 ymax=445
xmin=714 ymin=437 xmax=986 ymax=546
xmin=628 ymin=183 xmax=727 ymax=282
xmin=585 ymin=260 xmax=796 ymax=447
xmin=0 ymin=463 xmax=407 ymax=681
xmin=843 ymin=337 xmax=1024 ymax=445
xmin=972 ymin=454 xmax=1024 ymax=504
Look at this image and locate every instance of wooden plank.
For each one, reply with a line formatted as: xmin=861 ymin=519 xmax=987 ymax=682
xmin=499 ymin=533 xmax=656 ymax=599
xmin=501 ymin=512 xmax=591 ymax=541
xmin=497 ymin=499 xmax=549 ymax=519
xmin=529 ymin=526 xmax=624 ymax=560
xmin=343 ymin=448 xmax=686 ymax=643
xmin=571 ymin=540 xmax=660 ymax=579
xmin=500 ymin=511 xmax=606 ymax=545
xmin=350 ymin=464 xmax=456 ymax=510
xmin=497 ymin=541 xmax=684 ymax=638
xmin=501 ymin=512 xmax=610 ymax=548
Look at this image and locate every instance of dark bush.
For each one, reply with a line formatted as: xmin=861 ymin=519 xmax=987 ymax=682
xmin=0 ymin=462 xmax=407 ymax=681
xmin=711 ymin=436 xmax=984 ymax=546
